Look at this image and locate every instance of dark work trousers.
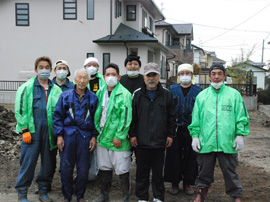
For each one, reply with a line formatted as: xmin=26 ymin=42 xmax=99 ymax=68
xmin=196 ymin=152 xmax=243 ymax=198
xmin=60 ymin=133 xmax=91 ymax=201
xmin=135 ymin=148 xmax=165 ymax=201
xmin=164 ymin=126 xmax=198 ymax=185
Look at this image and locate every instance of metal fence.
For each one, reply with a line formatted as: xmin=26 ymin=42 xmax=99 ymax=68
xmin=0 ymin=80 xmax=257 ymax=96
xmin=0 ymin=81 xmax=26 ymax=91
xmin=199 ymin=84 xmax=257 ymax=96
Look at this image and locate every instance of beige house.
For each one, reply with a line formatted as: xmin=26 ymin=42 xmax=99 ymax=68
xmin=0 ymin=0 xmax=175 ymax=84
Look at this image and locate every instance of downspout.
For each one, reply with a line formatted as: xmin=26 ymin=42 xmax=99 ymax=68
xmin=124 ymin=42 xmax=129 ymax=57
xmin=110 ymin=0 xmax=112 ymax=35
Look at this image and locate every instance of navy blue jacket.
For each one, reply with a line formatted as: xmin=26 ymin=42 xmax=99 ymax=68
xmin=53 ymin=87 xmax=99 ymax=139
xmin=170 ymin=84 xmax=201 ymax=126
xmin=52 ymin=77 xmax=74 ymax=92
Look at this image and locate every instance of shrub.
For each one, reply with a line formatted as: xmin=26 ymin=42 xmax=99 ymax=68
xmin=258 ymin=88 xmax=270 ymax=104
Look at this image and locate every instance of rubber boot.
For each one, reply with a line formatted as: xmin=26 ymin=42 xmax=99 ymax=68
xmin=193 ymin=188 xmax=208 ymax=202
xmin=119 ymin=172 xmax=130 ymax=202
xmin=93 ymin=170 xmax=113 ymax=202
xmin=18 ymin=190 xmax=29 ymax=202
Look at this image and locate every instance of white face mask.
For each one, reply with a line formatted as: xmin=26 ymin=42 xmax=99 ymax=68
xmin=211 ymin=81 xmax=224 ymax=89
xmin=56 ymin=70 xmax=68 ymax=81
xmin=179 ymin=75 xmax=191 ymax=84
xmin=127 ymin=70 xmax=139 ymax=77
xmin=86 ymin=66 xmax=98 ymax=76
xmin=105 ymin=76 xmax=118 ymax=87
xmin=38 ymin=69 xmax=51 ymax=80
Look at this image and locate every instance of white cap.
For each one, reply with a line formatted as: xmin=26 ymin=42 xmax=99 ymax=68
xmin=54 ymin=59 xmax=69 ymax=69
xmin=177 ymin=63 xmax=193 ymax=73
xmin=83 ymin=57 xmax=99 ymax=67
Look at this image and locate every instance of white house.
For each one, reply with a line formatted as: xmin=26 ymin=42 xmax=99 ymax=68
xmin=0 ymin=0 xmax=175 ymax=83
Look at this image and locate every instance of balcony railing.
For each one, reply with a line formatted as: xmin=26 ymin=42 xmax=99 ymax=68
xmin=0 ymin=81 xmax=26 ymax=91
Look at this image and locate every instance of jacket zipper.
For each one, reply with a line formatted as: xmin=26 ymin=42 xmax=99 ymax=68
xmin=216 ymin=92 xmax=219 ymax=151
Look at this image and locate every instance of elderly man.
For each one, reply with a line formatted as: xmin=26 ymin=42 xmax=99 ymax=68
xmin=14 ymin=56 xmax=62 ymax=202
xmin=188 ymin=63 xmax=249 ymax=202
xmin=94 ymin=63 xmax=132 ymax=202
xmin=120 ymin=54 xmax=144 ymax=94
xmin=53 ymin=69 xmax=99 ymax=202
xmin=130 ymin=63 xmax=177 ymax=202
xmin=164 ymin=63 xmax=202 ymax=196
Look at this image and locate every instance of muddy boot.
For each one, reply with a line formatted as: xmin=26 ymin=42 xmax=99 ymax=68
xmin=194 ymin=188 xmax=208 ymax=202
xmin=18 ymin=190 xmax=29 ymax=202
xmin=119 ymin=172 xmax=130 ymax=202
xmin=93 ymin=170 xmax=112 ymax=202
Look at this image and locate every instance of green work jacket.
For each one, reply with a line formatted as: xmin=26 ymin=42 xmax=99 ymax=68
xmin=15 ymin=76 xmax=62 ymax=150
xmin=95 ymin=82 xmax=132 ymax=151
xmin=188 ymin=84 xmax=249 ymax=154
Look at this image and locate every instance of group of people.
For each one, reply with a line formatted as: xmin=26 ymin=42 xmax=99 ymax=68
xmin=14 ymin=54 xmax=249 ymax=202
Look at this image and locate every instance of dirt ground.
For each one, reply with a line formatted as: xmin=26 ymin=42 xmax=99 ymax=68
xmin=0 ymin=110 xmax=270 ymax=202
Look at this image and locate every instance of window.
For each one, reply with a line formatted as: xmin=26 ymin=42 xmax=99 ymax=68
xmin=165 ymin=32 xmax=171 ymax=46
xmin=103 ymin=53 xmax=110 ymax=74
xmin=87 ymin=0 xmax=94 ymax=20
xmin=115 ymin=0 xmax=122 ymax=18
xmin=160 ymin=56 xmax=166 ymax=79
xmin=63 ymin=0 xmax=77 ymax=20
xmin=186 ymin=39 xmax=191 ymax=49
xmin=142 ymin=9 xmax=147 ymax=28
xmin=126 ymin=5 xmax=136 ymax=21
xmin=172 ymin=38 xmax=179 ymax=46
xmin=16 ymin=3 xmax=29 ymax=26
xmin=149 ymin=17 xmax=153 ymax=31
xmin=87 ymin=53 xmax=94 ymax=58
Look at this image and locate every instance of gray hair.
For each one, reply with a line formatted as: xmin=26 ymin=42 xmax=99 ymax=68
xmin=74 ymin=68 xmax=89 ymax=80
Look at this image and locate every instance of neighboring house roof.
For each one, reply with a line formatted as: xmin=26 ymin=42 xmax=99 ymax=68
xmin=172 ymin=24 xmax=193 ymax=35
xmin=213 ymin=56 xmax=226 ymax=64
xmin=155 ymin=21 xmax=193 ymax=38
xmin=232 ymin=60 xmax=267 ymax=71
xmin=93 ymin=23 xmax=176 ymax=56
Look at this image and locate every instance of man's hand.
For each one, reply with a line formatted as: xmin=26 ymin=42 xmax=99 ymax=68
xmin=130 ymin=137 xmax=137 ymax=148
xmin=113 ymin=138 xmax=121 ymax=148
xmin=191 ymin=137 xmax=201 ymax=153
xmin=166 ymin=137 xmax=173 ymax=148
xmin=233 ymin=135 xmax=244 ymax=151
xmin=89 ymin=137 xmax=96 ymax=151
xmin=57 ymin=136 xmax=65 ymax=152
xmin=22 ymin=128 xmax=31 ymax=144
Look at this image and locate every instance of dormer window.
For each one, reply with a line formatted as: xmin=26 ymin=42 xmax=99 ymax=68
xmin=126 ymin=5 xmax=136 ymax=21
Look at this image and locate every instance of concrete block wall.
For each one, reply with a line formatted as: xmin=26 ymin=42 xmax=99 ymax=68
xmin=0 ymin=92 xmax=16 ymax=104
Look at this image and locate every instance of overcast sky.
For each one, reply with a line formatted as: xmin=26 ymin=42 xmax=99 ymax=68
xmin=153 ymin=0 xmax=270 ymax=66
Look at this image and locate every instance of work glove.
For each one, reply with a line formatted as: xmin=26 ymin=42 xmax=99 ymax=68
xmin=22 ymin=129 xmax=31 ymax=144
xmin=233 ymin=136 xmax=244 ymax=151
xmin=191 ymin=137 xmax=201 ymax=153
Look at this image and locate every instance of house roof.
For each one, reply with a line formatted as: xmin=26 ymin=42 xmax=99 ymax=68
xmin=172 ymin=24 xmax=193 ymax=35
xmin=213 ymin=56 xmax=226 ymax=64
xmin=231 ymin=60 xmax=267 ymax=71
xmin=93 ymin=23 xmax=176 ymax=56
xmin=93 ymin=23 xmax=158 ymax=43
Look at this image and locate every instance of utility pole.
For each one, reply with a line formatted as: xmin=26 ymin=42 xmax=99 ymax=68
xmin=262 ymin=39 xmax=264 ymax=63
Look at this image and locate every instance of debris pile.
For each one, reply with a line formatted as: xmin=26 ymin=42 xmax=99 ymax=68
xmin=0 ymin=105 xmax=20 ymax=160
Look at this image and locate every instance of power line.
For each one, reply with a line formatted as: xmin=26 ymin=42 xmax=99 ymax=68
xmin=166 ymin=18 xmax=269 ymax=34
xmin=200 ymin=2 xmax=270 ymax=44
